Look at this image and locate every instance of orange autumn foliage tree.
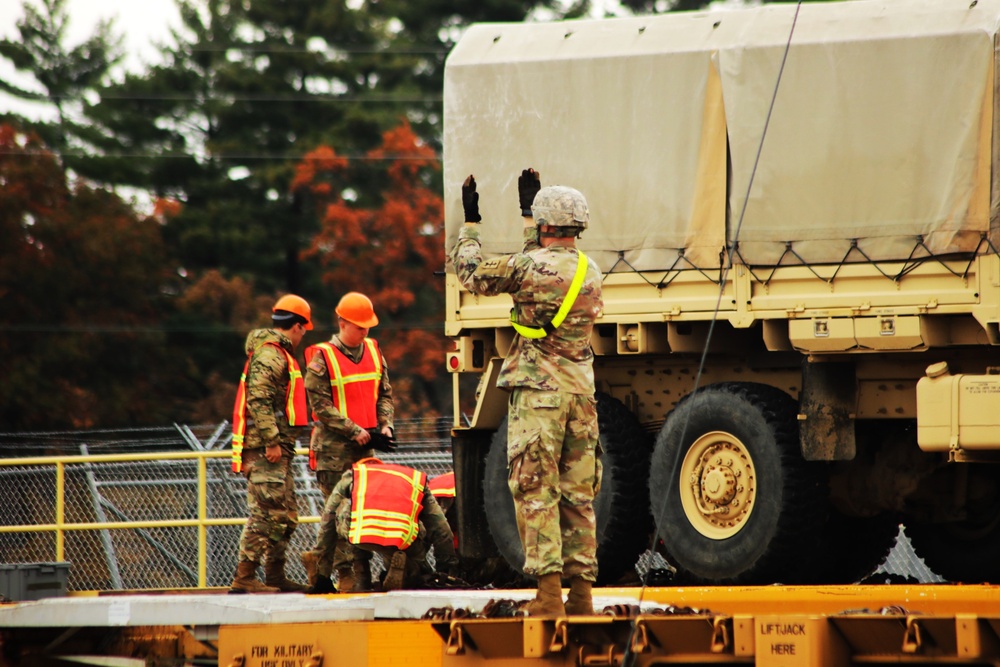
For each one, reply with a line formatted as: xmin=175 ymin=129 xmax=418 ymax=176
xmin=295 ymin=121 xmax=448 ymax=422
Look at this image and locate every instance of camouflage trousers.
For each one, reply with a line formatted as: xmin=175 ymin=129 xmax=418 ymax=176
xmin=313 ymin=468 xmax=370 ymax=576
xmin=507 ymin=388 xmax=601 ymax=581
xmin=237 ymin=452 xmax=299 ymax=565
xmin=354 ymin=532 xmax=432 ymax=589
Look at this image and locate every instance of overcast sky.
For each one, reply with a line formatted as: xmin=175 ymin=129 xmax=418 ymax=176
xmin=1 ymin=0 xmax=181 ymax=64
xmin=0 ymin=0 xmax=181 ymax=117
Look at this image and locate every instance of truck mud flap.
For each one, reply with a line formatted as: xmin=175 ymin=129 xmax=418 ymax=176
xmin=800 ymin=361 xmax=857 ymax=461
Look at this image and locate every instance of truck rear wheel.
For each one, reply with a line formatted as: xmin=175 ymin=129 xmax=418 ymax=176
xmin=482 ymin=392 xmax=653 ymax=585
xmin=650 ymin=382 xmax=827 ymax=584
xmin=906 ymin=489 xmax=1000 ymax=583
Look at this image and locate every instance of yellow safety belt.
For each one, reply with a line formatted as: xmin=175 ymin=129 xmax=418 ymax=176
xmin=510 ymin=251 xmax=589 ymax=339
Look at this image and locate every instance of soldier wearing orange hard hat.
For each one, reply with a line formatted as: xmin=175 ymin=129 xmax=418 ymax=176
xmin=299 ymin=292 xmax=395 ymax=594
xmin=230 ymin=294 xmax=313 ymax=594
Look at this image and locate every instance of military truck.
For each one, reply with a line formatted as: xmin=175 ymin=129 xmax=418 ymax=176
xmin=442 ymin=0 xmax=1000 ymax=586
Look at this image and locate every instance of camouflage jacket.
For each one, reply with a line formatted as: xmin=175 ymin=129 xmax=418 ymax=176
xmin=305 ymin=335 xmax=394 ymax=472
xmin=240 ymin=328 xmax=304 ymax=453
xmin=449 ymin=224 xmax=603 ymax=394
xmin=329 ymin=467 xmax=458 ymax=569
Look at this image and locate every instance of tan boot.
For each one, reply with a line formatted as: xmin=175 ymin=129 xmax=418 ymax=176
xmin=264 ymin=559 xmax=307 ymax=593
xmin=524 ymin=573 xmax=566 ymax=617
xmin=564 ymin=576 xmax=594 ymax=615
xmin=300 ymin=550 xmax=319 ymax=588
xmin=353 ymin=559 xmax=373 ymax=592
xmin=230 ymin=560 xmax=280 ymax=594
xmin=335 ymin=566 xmax=356 ymax=593
xmin=383 ymin=551 xmax=407 ymax=592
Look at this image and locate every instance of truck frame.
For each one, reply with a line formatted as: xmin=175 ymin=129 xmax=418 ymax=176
xmin=443 ymin=0 xmax=1000 ymax=586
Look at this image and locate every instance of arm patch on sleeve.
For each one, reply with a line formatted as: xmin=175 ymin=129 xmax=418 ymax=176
xmin=475 ymin=255 xmax=514 ymax=278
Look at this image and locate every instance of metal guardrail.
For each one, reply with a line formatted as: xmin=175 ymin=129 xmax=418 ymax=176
xmin=0 ymin=450 xmax=244 ymax=588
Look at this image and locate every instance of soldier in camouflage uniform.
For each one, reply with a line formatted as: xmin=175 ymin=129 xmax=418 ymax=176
xmin=299 ymin=292 xmax=394 ymax=593
xmin=448 ymin=169 xmax=604 ymax=616
xmin=310 ymin=457 xmax=459 ymax=592
xmin=231 ymin=294 xmax=313 ymax=594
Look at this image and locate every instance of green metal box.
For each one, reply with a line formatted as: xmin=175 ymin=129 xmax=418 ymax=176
xmin=0 ymin=562 xmax=70 ymax=601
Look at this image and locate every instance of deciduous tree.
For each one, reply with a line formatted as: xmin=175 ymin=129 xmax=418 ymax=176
xmin=0 ymin=124 xmax=177 ymax=429
xmin=296 ymin=120 xmax=447 ymax=419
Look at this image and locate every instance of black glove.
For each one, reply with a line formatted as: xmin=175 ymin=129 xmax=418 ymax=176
xmin=366 ymin=427 xmax=397 ymax=452
xmin=518 ymin=168 xmax=540 ymax=217
xmin=462 ymin=175 xmax=481 ymax=223
xmin=421 ymin=571 xmax=471 ymax=590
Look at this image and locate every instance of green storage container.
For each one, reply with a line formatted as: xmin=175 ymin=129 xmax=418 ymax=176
xmin=0 ymin=562 xmax=70 ymax=601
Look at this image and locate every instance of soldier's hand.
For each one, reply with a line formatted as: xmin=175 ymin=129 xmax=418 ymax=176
xmin=367 ymin=428 xmax=397 ymax=452
xmin=518 ymin=168 xmax=540 ymax=216
xmin=462 ymin=175 xmax=482 ymax=223
xmin=354 ymin=428 xmax=372 ymax=446
xmin=265 ymin=443 xmax=281 ymax=463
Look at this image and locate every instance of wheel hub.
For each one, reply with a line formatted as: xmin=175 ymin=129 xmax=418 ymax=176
xmin=702 ymin=464 xmax=737 ymax=504
xmin=680 ymin=431 xmax=757 ymax=539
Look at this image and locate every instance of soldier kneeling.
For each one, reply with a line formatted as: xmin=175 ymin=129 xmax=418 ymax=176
xmin=305 ymin=457 xmax=460 ymax=593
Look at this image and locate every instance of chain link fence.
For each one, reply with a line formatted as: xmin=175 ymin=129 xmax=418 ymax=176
xmin=0 ymin=420 xmax=452 ymax=591
xmin=0 ymin=420 xmax=941 ymax=592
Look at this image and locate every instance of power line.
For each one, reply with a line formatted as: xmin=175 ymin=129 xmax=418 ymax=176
xmin=181 ymin=45 xmax=450 ymax=55
xmin=0 ymin=322 xmax=444 ymax=333
xmin=21 ymin=92 xmax=442 ymax=103
xmin=0 ymin=149 xmax=441 ymax=161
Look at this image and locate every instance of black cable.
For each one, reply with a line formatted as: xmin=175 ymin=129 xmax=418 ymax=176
xmin=622 ymin=3 xmax=804 ymax=664
xmin=0 ymin=149 xmax=440 ymax=161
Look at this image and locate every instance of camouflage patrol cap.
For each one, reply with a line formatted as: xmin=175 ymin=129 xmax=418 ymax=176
xmin=531 ymin=185 xmax=589 ymax=232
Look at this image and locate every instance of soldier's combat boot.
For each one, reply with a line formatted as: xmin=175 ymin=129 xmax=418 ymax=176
xmin=524 ymin=573 xmax=566 ymax=617
xmin=264 ymin=559 xmax=308 ymax=593
xmin=564 ymin=576 xmax=594 ymax=615
xmin=300 ymin=550 xmax=319 ymax=588
xmin=230 ymin=560 xmax=280 ymax=594
xmin=306 ymin=574 xmax=337 ymax=594
xmin=353 ymin=559 xmax=373 ymax=592
xmin=335 ymin=566 xmax=356 ymax=593
xmin=383 ymin=551 xmax=407 ymax=592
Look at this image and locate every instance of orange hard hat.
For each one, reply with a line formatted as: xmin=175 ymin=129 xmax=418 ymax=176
xmin=273 ymin=294 xmax=313 ymax=330
xmin=335 ymin=292 xmax=378 ymax=328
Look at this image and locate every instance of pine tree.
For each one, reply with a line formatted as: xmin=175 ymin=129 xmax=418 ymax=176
xmin=0 ymin=0 xmax=121 ymax=169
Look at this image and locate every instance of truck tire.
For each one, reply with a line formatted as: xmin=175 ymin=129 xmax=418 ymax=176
xmin=650 ymin=382 xmax=828 ymax=585
xmin=906 ymin=511 xmax=1000 ymax=584
xmin=482 ymin=392 xmax=653 ymax=585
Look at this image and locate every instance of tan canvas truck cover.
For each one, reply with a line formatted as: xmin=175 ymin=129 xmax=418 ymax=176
xmin=443 ymin=0 xmax=1000 ymax=273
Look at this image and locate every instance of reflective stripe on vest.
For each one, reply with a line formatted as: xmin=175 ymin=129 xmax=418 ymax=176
xmin=510 ymin=250 xmax=589 ymax=339
xmin=305 ymin=339 xmax=382 ymax=429
xmin=231 ymin=342 xmax=308 ymax=473
xmin=349 ymin=462 xmax=426 ymax=549
xmin=428 ymin=472 xmax=456 ymax=499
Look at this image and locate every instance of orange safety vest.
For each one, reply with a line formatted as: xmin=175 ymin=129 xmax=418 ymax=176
xmin=349 ymin=460 xmax=427 ymax=549
xmin=305 ymin=339 xmax=383 ymax=429
xmin=427 ymin=471 xmax=459 ymax=549
xmin=428 ymin=472 xmax=456 ymax=499
xmin=231 ymin=342 xmax=308 ymax=473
